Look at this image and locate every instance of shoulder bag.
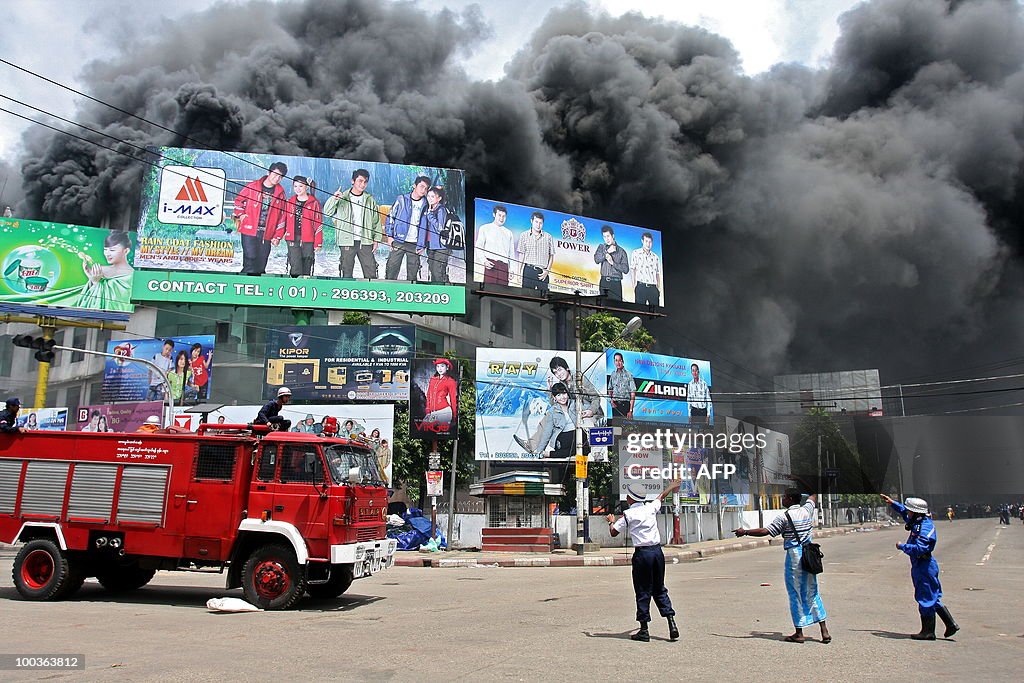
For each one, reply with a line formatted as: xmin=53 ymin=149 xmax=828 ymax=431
xmin=785 ymin=510 xmax=824 ymax=574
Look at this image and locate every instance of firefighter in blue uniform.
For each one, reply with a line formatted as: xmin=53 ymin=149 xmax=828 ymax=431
xmin=881 ymin=494 xmax=960 ymax=640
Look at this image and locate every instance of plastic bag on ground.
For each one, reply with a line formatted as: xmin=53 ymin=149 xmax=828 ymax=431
xmin=206 ymin=597 xmax=263 ymax=612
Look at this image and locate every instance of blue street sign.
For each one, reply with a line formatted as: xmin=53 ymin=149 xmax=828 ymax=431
xmin=589 ymin=427 xmax=613 ymax=446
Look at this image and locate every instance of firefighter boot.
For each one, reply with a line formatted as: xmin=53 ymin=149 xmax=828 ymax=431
xmin=936 ymin=605 xmax=960 ymax=638
xmin=630 ymin=623 xmax=650 ymax=642
xmin=911 ymin=613 xmax=937 ymax=640
xmin=667 ymin=616 xmax=680 ymax=641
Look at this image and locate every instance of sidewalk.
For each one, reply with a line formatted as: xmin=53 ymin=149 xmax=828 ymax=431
xmin=394 ymin=523 xmax=892 ymax=568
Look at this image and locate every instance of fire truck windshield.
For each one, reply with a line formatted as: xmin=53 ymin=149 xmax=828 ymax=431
xmin=324 ymin=444 xmax=385 ymax=486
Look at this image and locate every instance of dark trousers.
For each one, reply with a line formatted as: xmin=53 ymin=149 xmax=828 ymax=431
xmin=632 ymin=545 xmax=675 ymax=623
xmin=385 ymin=241 xmax=420 ymax=281
xmin=600 ymin=276 xmax=622 ymax=301
xmin=340 ymin=242 xmax=378 ymax=279
xmin=428 ymin=248 xmax=451 ymax=284
xmin=522 ymin=264 xmax=549 ymax=292
xmin=612 ymin=399 xmax=632 ymax=418
xmin=689 ymin=406 xmax=708 ymax=424
xmin=241 ymin=232 xmax=272 ymax=275
xmin=287 ymin=241 xmax=314 ymax=277
xmin=635 ymin=282 xmax=660 ymax=307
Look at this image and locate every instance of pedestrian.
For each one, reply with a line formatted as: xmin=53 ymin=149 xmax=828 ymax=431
xmin=605 ymin=479 xmax=681 ymax=642
xmin=734 ymin=487 xmax=831 ymax=643
xmin=0 ymin=397 xmax=25 ymax=433
xmin=846 ymin=508 xmax=854 ymax=525
xmin=880 ymin=494 xmax=960 ymax=640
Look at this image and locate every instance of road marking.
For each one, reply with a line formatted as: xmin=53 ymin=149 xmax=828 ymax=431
xmin=976 ymin=528 xmax=1001 ymax=566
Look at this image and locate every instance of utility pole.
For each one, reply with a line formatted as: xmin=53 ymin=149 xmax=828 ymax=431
xmin=446 ymin=438 xmax=458 ymax=549
xmin=817 ymin=434 xmax=823 ymax=526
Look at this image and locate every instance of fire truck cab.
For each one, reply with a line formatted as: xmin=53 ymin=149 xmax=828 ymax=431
xmin=0 ymin=424 xmax=397 ymax=610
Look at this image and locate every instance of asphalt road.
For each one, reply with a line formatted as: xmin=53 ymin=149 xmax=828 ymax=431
xmin=1 ymin=518 xmax=1020 ymax=681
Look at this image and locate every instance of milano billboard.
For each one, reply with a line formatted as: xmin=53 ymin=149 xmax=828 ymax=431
xmin=133 ymin=146 xmax=466 ymax=314
xmin=472 ymin=198 xmax=665 ymax=306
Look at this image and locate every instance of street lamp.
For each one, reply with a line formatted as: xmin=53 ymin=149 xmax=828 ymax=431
xmin=574 ymin=315 xmax=643 ymax=555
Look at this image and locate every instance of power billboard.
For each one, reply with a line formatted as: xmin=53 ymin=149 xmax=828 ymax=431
xmin=472 ymin=198 xmax=664 ymax=306
xmin=0 ymin=218 xmax=134 ymax=319
xmin=605 ymin=349 xmax=713 ymax=426
xmin=475 ymin=348 xmax=610 ymax=461
xmin=263 ymin=325 xmax=414 ymax=402
xmin=133 ymin=147 xmax=466 ymax=314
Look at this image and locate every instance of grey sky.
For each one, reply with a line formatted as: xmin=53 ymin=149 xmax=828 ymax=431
xmin=0 ymin=0 xmax=860 ymax=158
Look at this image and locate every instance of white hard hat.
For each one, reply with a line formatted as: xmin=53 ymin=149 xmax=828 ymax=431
xmin=144 ymin=415 xmax=161 ymax=425
xmin=277 ymin=386 xmax=292 ymax=397
xmin=904 ymin=497 xmax=929 ymax=514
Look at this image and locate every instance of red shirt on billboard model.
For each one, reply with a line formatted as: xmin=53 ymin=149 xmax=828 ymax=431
xmin=189 ymin=346 xmax=212 ymax=388
xmin=276 ymin=194 xmax=324 ymax=247
xmin=233 ymin=175 xmax=287 ymax=240
xmin=426 ymin=373 xmax=457 ymax=414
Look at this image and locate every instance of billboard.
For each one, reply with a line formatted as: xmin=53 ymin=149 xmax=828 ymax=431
xmin=475 ymin=348 xmax=610 ymax=461
xmin=210 ymin=404 xmax=395 ymax=487
xmin=472 ymin=198 xmax=665 ymax=305
xmin=102 ymin=335 xmax=215 ymax=404
xmin=17 ymin=407 xmax=69 ymax=431
xmin=133 ymin=146 xmax=467 ymax=314
xmin=0 ymin=218 xmax=134 ymax=319
xmin=409 ymin=358 xmax=460 ymax=440
xmin=605 ymin=349 xmax=712 ymax=426
xmin=263 ymin=325 xmax=414 ymax=402
xmin=724 ymin=417 xmax=791 ymax=489
xmin=617 ymin=422 xmax=709 ymax=504
xmin=76 ymin=401 xmax=165 ymax=432
xmin=761 ymin=428 xmax=792 ymax=486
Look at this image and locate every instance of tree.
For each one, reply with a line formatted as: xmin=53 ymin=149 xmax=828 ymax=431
xmin=579 ymin=312 xmax=653 ymax=513
xmin=790 ymin=407 xmax=872 ymax=494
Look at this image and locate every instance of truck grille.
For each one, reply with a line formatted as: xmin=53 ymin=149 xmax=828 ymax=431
xmin=356 ymin=526 xmax=382 ymax=542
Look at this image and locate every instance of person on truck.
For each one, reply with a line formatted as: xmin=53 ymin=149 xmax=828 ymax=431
xmin=137 ymin=416 xmax=162 ymax=433
xmin=0 ymin=397 xmax=24 ymax=433
xmin=256 ymin=387 xmax=292 ymax=431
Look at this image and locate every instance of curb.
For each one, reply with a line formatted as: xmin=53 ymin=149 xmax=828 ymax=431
xmin=391 ymin=524 xmax=887 ymax=568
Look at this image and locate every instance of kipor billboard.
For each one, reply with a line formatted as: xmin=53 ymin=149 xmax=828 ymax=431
xmin=605 ymin=349 xmax=713 ymax=426
xmin=263 ymin=325 xmax=414 ymax=402
xmin=474 ymin=348 xmax=610 ymax=461
xmin=132 ymin=147 xmax=466 ymax=314
xmin=472 ymin=198 xmax=665 ymax=306
xmin=0 ymin=218 xmax=134 ymax=319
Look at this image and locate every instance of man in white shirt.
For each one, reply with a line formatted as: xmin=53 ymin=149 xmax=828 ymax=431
xmin=475 ymin=204 xmax=515 ymax=285
xmin=629 ymin=232 xmax=662 ymax=307
xmin=606 ymin=479 xmax=681 ymax=642
xmin=687 ymin=363 xmax=711 ymax=424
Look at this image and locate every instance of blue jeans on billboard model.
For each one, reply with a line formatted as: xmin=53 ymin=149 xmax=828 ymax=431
xmin=241 ymin=232 xmax=272 ymax=276
xmin=635 ymin=282 xmax=660 ymax=307
xmin=386 ymin=241 xmax=420 ymax=281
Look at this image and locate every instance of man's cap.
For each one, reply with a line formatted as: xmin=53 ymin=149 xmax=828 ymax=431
xmin=277 ymin=386 xmax=292 ymax=397
xmin=904 ymin=497 xmax=929 ymax=514
xmin=144 ymin=415 xmax=161 ymax=425
xmin=434 ymin=358 xmax=453 ymax=370
xmin=304 ymin=414 xmax=314 ymax=420
xmin=6 ymin=397 xmax=21 ymax=407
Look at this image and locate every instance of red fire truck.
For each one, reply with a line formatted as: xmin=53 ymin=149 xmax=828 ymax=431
xmin=0 ymin=424 xmax=396 ymax=610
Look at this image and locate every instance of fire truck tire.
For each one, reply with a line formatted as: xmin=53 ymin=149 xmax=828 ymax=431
xmin=56 ymin=560 xmax=87 ymax=599
xmin=12 ymin=539 xmax=74 ymax=601
xmin=96 ymin=565 xmax=157 ymax=592
xmin=242 ymin=543 xmax=307 ymax=610
xmin=306 ymin=564 xmax=354 ymax=599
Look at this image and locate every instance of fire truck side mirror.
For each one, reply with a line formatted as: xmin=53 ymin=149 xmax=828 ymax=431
xmin=348 ymin=466 xmax=361 ymax=485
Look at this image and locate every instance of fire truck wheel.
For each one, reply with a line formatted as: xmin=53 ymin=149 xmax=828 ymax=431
xmin=12 ymin=539 xmax=74 ymax=601
xmin=242 ymin=543 xmax=307 ymax=610
xmin=96 ymin=564 xmax=157 ymax=593
xmin=306 ymin=564 xmax=354 ymax=599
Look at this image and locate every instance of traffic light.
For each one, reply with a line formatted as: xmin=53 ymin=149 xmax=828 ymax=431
xmin=12 ymin=334 xmax=57 ymax=363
